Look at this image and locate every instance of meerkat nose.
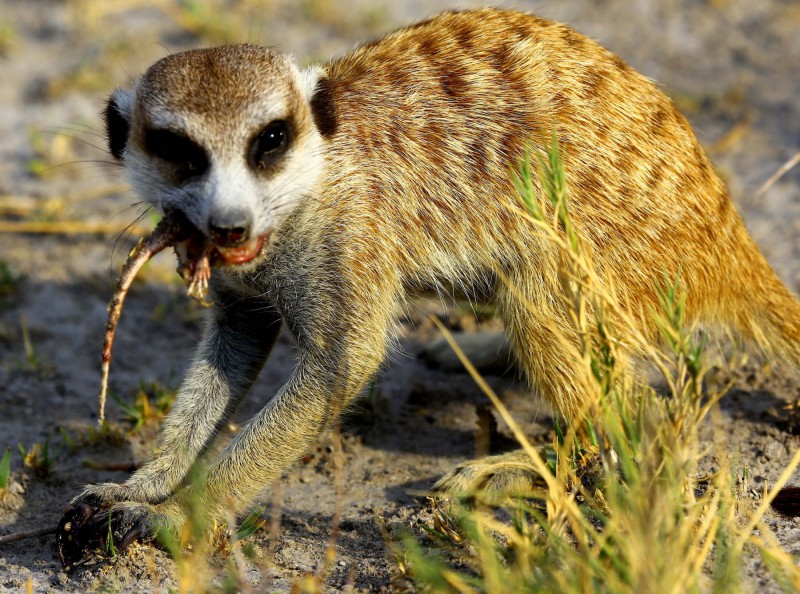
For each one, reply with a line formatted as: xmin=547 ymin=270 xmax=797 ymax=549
xmin=208 ymin=211 xmax=252 ymax=247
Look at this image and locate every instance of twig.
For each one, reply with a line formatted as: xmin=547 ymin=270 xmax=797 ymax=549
xmin=82 ymin=459 xmax=137 ymax=472
xmin=0 ymin=197 xmax=39 ymax=216
xmin=0 ymin=184 xmax=130 ymax=216
xmin=0 ymin=526 xmax=56 ymax=545
xmin=0 ymin=220 xmax=149 ymax=235
xmin=755 ymin=151 xmax=800 ymax=200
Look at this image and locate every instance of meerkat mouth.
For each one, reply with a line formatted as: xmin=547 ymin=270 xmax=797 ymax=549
xmin=214 ymin=233 xmax=268 ymax=266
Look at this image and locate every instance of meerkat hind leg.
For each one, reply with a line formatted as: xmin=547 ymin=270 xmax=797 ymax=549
xmin=431 ymin=282 xmax=604 ymax=502
xmin=431 ymin=450 xmax=548 ymax=504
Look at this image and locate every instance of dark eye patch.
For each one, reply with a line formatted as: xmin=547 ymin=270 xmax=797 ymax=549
xmin=248 ymin=120 xmax=292 ymax=172
xmin=143 ymin=128 xmax=209 ymax=181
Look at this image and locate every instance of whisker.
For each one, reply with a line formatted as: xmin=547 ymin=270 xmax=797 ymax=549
xmin=38 ymin=131 xmax=109 ymax=155
xmin=110 ymin=207 xmax=155 ymax=268
xmin=42 ymin=125 xmax=107 ymax=141
xmin=38 ymin=160 xmax=120 ymax=175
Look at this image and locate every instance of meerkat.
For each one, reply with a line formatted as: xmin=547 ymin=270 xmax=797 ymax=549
xmin=57 ymin=8 xmax=800 ymax=566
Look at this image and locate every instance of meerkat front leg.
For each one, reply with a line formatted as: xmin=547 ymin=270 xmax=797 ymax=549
xmin=59 ymin=271 xmax=399 ymax=565
xmin=57 ymin=285 xmax=280 ymax=566
xmin=168 ymin=282 xmax=396 ymax=527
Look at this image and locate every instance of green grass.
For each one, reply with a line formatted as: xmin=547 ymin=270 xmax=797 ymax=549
xmin=0 ymin=261 xmax=20 ymax=306
xmin=0 ymin=447 xmax=11 ymax=489
xmin=233 ymin=506 xmax=266 ymax=543
xmin=18 ymin=436 xmax=58 ymax=478
xmin=112 ymin=380 xmax=177 ymax=432
xmin=58 ymin=421 xmax=126 ymax=451
xmin=16 ymin=315 xmax=52 ymax=374
xmin=106 ymin=511 xmax=118 ymax=559
xmin=19 ymin=315 xmax=37 ymax=369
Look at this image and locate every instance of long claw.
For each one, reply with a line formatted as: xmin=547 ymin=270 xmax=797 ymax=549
xmin=119 ymin=524 xmax=145 ymax=551
xmin=74 ymin=502 xmax=94 ymax=522
xmin=56 ymin=500 xmax=163 ymax=568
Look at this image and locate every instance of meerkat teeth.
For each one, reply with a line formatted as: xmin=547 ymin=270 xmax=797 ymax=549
xmin=215 ymin=235 xmax=266 ymax=265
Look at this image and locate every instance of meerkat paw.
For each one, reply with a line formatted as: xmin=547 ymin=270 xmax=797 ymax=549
xmin=57 ymin=497 xmax=184 ymax=569
xmin=63 ymin=482 xmax=134 ymax=508
xmin=430 ymin=449 xmax=548 ymax=504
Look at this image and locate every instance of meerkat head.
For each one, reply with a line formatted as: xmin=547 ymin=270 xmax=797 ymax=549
xmin=105 ymin=44 xmax=336 ymax=267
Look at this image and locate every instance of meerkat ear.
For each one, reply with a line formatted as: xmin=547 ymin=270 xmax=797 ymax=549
xmin=309 ymin=77 xmax=337 ymax=137
xmin=299 ymin=66 xmax=337 ymax=137
xmin=104 ymin=88 xmax=134 ymax=161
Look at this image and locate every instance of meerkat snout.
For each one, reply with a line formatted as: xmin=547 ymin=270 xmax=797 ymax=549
xmin=207 ymin=209 xmax=252 ymax=248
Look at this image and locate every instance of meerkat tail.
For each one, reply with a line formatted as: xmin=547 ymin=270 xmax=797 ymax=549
xmin=726 ymin=237 xmax=800 ymax=368
xmin=98 ymin=214 xmax=189 ymax=424
xmin=758 ymin=275 xmax=800 ymax=367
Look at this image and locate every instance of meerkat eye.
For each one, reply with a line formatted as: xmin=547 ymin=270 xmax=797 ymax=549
xmin=248 ymin=120 xmax=291 ymax=171
xmin=143 ymin=128 xmax=209 ymax=181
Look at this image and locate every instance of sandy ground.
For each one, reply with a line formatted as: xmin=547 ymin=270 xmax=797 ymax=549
xmin=0 ymin=0 xmax=798 ymax=591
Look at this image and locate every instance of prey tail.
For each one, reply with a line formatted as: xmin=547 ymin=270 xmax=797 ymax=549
xmin=98 ymin=213 xmax=190 ymax=424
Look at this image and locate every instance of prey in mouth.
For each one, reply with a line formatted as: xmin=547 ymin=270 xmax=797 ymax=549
xmin=97 ymin=210 xmax=267 ymax=423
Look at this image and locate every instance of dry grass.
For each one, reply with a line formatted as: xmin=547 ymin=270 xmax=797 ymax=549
xmin=398 ymin=138 xmax=800 ymax=594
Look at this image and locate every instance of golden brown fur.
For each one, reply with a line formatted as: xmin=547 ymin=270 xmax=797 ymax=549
xmin=57 ymin=8 xmax=799 ymax=564
xmin=314 ymin=9 xmax=800 ymax=413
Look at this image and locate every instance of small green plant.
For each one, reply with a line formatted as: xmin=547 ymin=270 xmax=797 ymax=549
xmin=0 ymin=261 xmax=21 ymax=307
xmin=233 ymin=506 xmax=266 ymax=542
xmin=106 ymin=511 xmax=117 ymax=559
xmin=58 ymin=421 xmax=126 ymax=451
xmin=113 ymin=380 xmax=177 ymax=431
xmin=0 ymin=448 xmax=11 ymax=489
xmin=19 ymin=436 xmax=58 ymax=477
xmin=17 ymin=315 xmax=51 ymax=373
xmin=19 ymin=315 xmax=36 ymax=367
xmin=57 ymin=427 xmax=76 ymax=451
